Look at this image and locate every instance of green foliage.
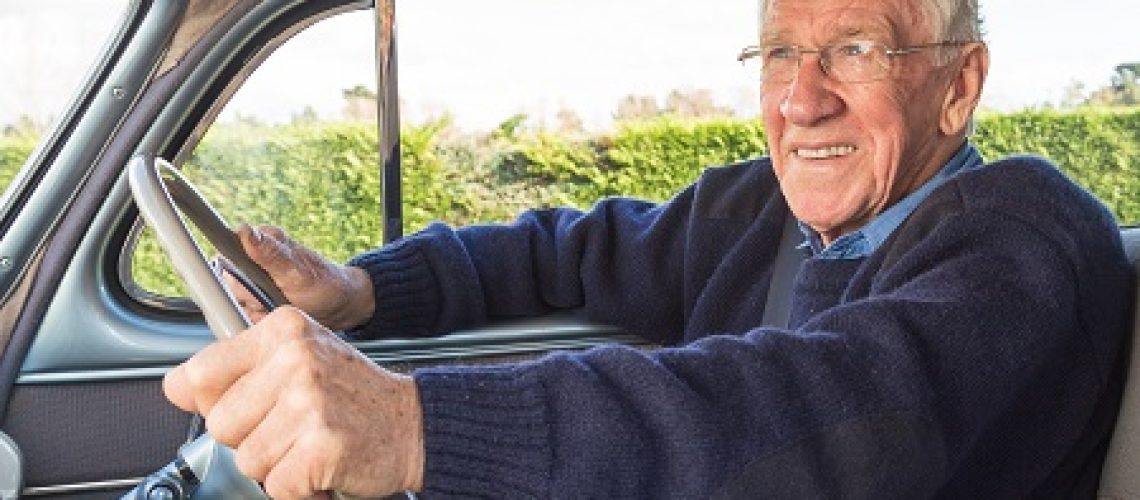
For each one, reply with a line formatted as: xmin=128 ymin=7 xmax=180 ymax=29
xmin=491 ymin=113 xmax=529 ymax=141
xmin=489 ymin=118 xmax=768 ymax=208
xmin=132 ymin=122 xmax=384 ymax=296
xmin=0 ymin=135 xmax=37 ymax=193
xmin=603 ymin=118 xmax=768 ymax=202
xmin=973 ymin=108 xmax=1140 ymax=224
xmin=1 ymin=109 xmax=1138 ymax=299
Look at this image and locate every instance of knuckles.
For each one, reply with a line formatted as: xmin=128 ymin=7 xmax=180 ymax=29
xmin=184 ymin=303 xmax=370 ymax=498
xmin=235 ymin=441 xmax=272 ymax=483
xmin=204 ymin=409 xmax=242 ymax=448
xmin=264 ymin=305 xmax=315 ymax=341
xmin=263 ymin=476 xmax=310 ymax=500
xmin=259 ymin=224 xmax=286 ymax=240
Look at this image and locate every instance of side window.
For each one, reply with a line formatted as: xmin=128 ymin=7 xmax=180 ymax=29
xmin=127 ymin=1 xmax=765 ymax=300
xmin=129 ymin=10 xmax=380 ymax=299
xmin=0 ymin=0 xmax=130 ymax=203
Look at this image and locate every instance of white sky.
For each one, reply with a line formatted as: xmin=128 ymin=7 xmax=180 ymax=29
xmin=1 ymin=0 xmax=1137 ymax=132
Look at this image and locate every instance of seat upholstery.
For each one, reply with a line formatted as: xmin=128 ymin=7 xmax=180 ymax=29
xmin=1098 ymin=227 xmax=1140 ymax=499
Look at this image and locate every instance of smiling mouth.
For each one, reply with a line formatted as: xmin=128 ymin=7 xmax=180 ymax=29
xmin=794 ymin=145 xmax=856 ymax=159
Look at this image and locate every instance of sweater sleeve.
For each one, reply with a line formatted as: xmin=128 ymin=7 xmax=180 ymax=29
xmin=348 ymin=195 xmax=692 ymax=340
xmin=347 ymin=161 xmax=778 ymax=341
xmin=412 ymin=208 xmax=1131 ymax=498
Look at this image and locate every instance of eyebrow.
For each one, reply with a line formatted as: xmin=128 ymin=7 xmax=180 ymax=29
xmin=830 ymin=24 xmax=893 ymax=43
xmin=759 ymin=29 xmax=788 ymax=46
xmin=829 ymin=15 xmax=900 ymax=42
xmin=760 ymin=24 xmax=895 ymax=47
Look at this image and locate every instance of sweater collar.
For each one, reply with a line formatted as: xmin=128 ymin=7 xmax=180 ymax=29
xmin=798 ymin=142 xmax=984 ymax=259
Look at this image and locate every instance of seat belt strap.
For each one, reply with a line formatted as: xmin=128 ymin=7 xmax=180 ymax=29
xmin=761 ymin=212 xmax=806 ymax=329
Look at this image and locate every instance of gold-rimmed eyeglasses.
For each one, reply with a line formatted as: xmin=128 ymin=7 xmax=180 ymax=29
xmin=736 ymin=40 xmax=972 ymax=83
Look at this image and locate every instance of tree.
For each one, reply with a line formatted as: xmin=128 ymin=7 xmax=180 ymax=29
xmin=614 ymin=89 xmax=736 ymax=122
xmin=1059 ymin=80 xmax=1087 ymax=109
xmin=1085 ymin=62 xmax=1140 ymax=107
xmin=343 ymin=84 xmax=377 ymax=100
xmin=342 ymin=84 xmax=378 ymax=122
xmin=291 ymin=105 xmax=321 ymax=124
xmin=663 ymin=88 xmax=734 ymax=119
xmin=614 ymin=94 xmax=660 ymax=121
xmin=1111 ymin=62 xmax=1140 ymax=88
xmin=1 ymin=115 xmax=44 ymax=139
xmin=555 ymin=108 xmax=585 ymax=136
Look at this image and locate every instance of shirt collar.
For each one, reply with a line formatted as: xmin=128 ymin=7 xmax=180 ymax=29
xmin=798 ymin=142 xmax=984 ymax=259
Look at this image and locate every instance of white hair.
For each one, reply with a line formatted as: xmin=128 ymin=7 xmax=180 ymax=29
xmin=923 ymin=0 xmax=983 ymax=42
xmin=757 ymin=0 xmax=983 ymax=43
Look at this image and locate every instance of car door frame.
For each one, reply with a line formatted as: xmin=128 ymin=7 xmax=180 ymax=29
xmin=0 ymin=0 xmax=641 ymax=496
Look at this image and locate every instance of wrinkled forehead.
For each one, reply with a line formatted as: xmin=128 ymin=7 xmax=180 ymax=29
xmin=761 ymin=0 xmax=933 ymax=45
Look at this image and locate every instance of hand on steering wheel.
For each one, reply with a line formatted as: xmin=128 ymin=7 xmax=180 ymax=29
xmin=225 ymin=224 xmax=375 ymax=331
xmin=125 ymin=154 xmax=417 ymax=499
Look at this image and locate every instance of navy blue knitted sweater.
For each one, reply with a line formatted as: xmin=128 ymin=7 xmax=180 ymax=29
xmin=348 ymin=156 xmax=1133 ymax=498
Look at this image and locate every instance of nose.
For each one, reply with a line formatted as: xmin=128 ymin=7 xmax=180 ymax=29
xmin=777 ymin=53 xmax=844 ymax=126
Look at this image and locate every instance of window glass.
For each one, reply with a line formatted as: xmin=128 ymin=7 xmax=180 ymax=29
xmin=394 ymin=0 xmax=1136 ymax=228
xmin=384 ymin=0 xmax=1140 ymax=230
xmin=130 ymin=0 xmax=1140 ymax=299
xmin=0 ymin=0 xmax=130 ymax=201
xmin=130 ymin=10 xmax=380 ymax=298
xmin=390 ymin=0 xmax=764 ymax=228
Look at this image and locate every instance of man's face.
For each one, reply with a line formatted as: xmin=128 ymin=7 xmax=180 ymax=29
xmin=761 ymin=0 xmax=962 ymax=243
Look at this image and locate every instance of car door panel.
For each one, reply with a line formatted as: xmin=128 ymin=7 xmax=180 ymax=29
xmin=1 ymin=1 xmax=641 ymax=496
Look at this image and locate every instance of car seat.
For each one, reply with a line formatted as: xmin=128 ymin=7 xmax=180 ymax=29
xmin=1098 ymin=227 xmax=1140 ymax=499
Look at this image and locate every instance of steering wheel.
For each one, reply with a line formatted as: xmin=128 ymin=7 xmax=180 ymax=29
xmin=123 ymin=153 xmax=286 ymax=499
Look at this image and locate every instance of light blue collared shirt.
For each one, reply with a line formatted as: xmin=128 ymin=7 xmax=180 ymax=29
xmin=800 ymin=143 xmax=984 ymax=259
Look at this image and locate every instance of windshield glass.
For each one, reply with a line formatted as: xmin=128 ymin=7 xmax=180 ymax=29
xmin=0 ymin=0 xmax=130 ymax=203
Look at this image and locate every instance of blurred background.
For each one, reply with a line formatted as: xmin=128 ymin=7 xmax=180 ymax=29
xmin=2 ymin=0 xmax=1137 ymax=133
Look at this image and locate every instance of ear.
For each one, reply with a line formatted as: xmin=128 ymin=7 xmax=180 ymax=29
xmin=939 ymin=43 xmax=989 ymax=136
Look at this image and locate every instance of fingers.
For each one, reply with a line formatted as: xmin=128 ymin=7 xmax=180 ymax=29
xmin=164 ymin=306 xmax=418 ymax=498
xmin=231 ymin=224 xmax=300 ymax=319
xmin=163 ymin=335 xmax=257 ymax=415
xmin=218 ymin=257 xmax=268 ymax=319
xmin=205 ymin=363 xmax=282 ymax=448
xmin=231 ymin=224 xmax=367 ymax=331
xmin=162 ymin=306 xmax=310 ymax=415
xmin=233 ymin=394 xmax=301 ymax=484
xmin=206 ymin=309 xmax=323 ymax=448
xmin=236 ymin=223 xmax=296 ymax=278
xmin=263 ymin=431 xmax=337 ymax=499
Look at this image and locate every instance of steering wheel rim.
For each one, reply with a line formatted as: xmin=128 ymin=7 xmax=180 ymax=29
xmin=127 ymin=154 xmax=287 ymax=339
xmin=125 ymin=153 xmax=283 ymax=499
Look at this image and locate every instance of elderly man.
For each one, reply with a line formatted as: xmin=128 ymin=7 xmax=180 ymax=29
xmin=164 ymin=0 xmax=1133 ymax=497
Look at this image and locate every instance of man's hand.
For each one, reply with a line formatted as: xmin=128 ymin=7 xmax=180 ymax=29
xmin=163 ymin=306 xmax=424 ymax=498
xmin=228 ymin=224 xmax=374 ymax=330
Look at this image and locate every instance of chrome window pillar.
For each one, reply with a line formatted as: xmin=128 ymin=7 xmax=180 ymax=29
xmin=376 ymin=0 xmax=402 ymax=243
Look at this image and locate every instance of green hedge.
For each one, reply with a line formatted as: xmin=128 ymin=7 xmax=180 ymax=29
xmin=0 ymin=109 xmax=1137 ymax=297
xmin=0 ymin=136 xmax=36 ymax=190
xmin=972 ymin=109 xmax=1140 ymax=224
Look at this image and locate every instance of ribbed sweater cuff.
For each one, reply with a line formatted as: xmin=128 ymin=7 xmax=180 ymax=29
xmin=346 ymin=240 xmax=438 ymax=337
xmin=414 ymin=366 xmax=551 ymax=498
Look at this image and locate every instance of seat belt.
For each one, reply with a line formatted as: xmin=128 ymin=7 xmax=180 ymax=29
xmin=761 ymin=212 xmax=807 ymax=328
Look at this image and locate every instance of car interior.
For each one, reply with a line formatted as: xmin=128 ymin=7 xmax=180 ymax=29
xmin=0 ymin=0 xmax=1136 ymax=498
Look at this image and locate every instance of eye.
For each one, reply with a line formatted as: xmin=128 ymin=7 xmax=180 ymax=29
xmin=835 ymin=41 xmax=876 ymax=57
xmin=764 ymin=46 xmax=797 ymax=60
